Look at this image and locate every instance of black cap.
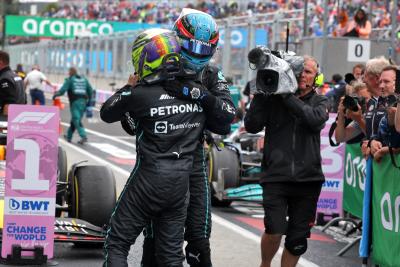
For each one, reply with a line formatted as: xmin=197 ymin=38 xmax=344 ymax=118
xmin=345 ymin=73 xmax=356 ymax=85
xmin=332 ymin=74 xmax=343 ymax=83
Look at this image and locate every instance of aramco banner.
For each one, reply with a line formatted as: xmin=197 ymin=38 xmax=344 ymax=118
xmin=5 ymin=15 xmax=159 ymax=38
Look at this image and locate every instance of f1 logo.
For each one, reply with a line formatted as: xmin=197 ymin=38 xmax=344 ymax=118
xmin=13 ymin=112 xmax=55 ymax=124
xmin=154 ymin=121 xmax=168 ymax=134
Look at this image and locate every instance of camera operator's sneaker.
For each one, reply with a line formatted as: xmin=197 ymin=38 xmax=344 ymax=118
xmin=77 ymin=137 xmax=88 ymax=145
xmin=63 ymin=134 xmax=71 ymax=143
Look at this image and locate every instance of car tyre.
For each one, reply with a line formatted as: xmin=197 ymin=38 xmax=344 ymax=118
xmin=70 ymin=165 xmax=116 ymax=227
xmin=208 ymin=146 xmax=240 ymax=207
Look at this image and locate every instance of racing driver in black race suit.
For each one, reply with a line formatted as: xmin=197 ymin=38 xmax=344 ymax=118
xmin=101 ymin=29 xmax=226 ymax=267
xmin=123 ymin=62 xmax=235 ymax=267
xmin=136 ymin=9 xmax=236 ymax=267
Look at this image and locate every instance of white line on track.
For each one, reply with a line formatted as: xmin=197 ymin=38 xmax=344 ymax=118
xmin=109 ymin=136 xmax=135 ymax=140
xmin=59 ymin=138 xmax=132 ymax=178
xmin=46 ymin=94 xmax=135 ymax=148
xmin=211 ymin=214 xmax=320 ymax=267
xmin=60 ymin=122 xmax=136 ymax=149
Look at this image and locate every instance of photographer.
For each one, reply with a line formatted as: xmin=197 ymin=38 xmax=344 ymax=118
xmin=325 ymin=73 xmax=346 ymax=113
xmin=334 ymin=81 xmax=369 ymax=143
xmin=336 ymin=57 xmax=390 ymax=157
xmin=245 ymin=55 xmax=329 ymax=267
xmin=352 ymin=63 xmax=365 ymax=82
xmin=369 ymin=65 xmax=400 ymax=162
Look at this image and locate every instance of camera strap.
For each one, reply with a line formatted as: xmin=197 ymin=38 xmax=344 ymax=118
xmin=328 ymin=121 xmax=340 ymax=147
xmin=389 ymin=147 xmax=400 ymax=169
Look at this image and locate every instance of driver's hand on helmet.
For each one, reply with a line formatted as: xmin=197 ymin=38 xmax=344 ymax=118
xmin=128 ymin=73 xmax=138 ymax=87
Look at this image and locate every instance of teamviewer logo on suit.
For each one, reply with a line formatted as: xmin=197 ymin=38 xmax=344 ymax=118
xmin=154 ymin=121 xmax=168 ymax=134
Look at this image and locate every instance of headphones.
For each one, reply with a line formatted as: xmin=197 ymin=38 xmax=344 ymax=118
xmin=312 ymin=62 xmax=322 ymax=88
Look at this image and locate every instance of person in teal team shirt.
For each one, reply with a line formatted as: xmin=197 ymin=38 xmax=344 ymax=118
xmin=225 ymin=76 xmax=242 ymax=108
xmin=53 ymin=67 xmax=93 ymax=144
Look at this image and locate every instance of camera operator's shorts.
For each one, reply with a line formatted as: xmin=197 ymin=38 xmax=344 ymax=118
xmin=262 ymin=182 xmax=322 ymax=238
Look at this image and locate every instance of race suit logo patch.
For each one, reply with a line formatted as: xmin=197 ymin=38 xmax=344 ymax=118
xmin=183 ymin=86 xmax=189 ymax=96
xmin=154 ymin=121 xmax=168 ymax=134
xmin=150 ymin=103 xmax=203 ymax=117
xmin=159 ymin=94 xmax=175 ymax=100
xmin=190 ymin=87 xmax=201 ymax=99
xmin=217 ymin=71 xmax=227 ymax=82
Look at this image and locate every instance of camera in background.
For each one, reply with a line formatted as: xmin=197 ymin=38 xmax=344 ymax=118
xmin=247 ymin=46 xmax=304 ymax=95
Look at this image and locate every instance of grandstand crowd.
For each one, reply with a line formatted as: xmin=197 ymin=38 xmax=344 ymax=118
xmin=35 ymin=0 xmax=399 ymax=38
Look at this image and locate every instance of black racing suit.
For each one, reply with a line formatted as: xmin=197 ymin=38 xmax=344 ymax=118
xmin=0 ymin=66 xmax=26 ymax=114
xmin=101 ymin=82 xmax=208 ymax=267
xmin=139 ymin=65 xmax=236 ymax=267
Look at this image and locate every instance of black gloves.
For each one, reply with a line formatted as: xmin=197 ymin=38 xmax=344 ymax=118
xmin=163 ymin=78 xmax=207 ymax=101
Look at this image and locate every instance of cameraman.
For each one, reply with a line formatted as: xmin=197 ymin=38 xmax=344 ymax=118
xmin=369 ymin=65 xmax=400 ymax=162
xmin=334 ymin=81 xmax=369 ymax=143
xmin=245 ymin=56 xmax=329 ymax=267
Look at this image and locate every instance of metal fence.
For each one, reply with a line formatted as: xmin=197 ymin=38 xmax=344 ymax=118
xmin=8 ymin=9 xmax=306 ymax=87
xmin=9 ymin=30 xmax=138 ymax=81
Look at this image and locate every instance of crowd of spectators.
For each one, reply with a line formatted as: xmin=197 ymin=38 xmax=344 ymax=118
xmin=323 ymin=58 xmax=400 ymax=164
xmin=37 ymin=0 xmax=399 ymax=38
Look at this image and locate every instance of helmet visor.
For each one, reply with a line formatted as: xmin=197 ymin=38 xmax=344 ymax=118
xmin=181 ymin=39 xmax=215 ymax=57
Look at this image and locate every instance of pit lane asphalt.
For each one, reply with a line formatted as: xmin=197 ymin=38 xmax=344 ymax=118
xmin=31 ymin=97 xmax=368 ymax=267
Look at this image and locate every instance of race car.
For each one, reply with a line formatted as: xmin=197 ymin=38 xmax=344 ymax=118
xmin=0 ymin=120 xmax=116 ymax=252
xmin=207 ymin=125 xmax=264 ymax=207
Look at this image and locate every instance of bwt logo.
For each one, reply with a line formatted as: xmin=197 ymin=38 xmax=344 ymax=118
xmin=322 ymin=180 xmax=341 ymax=192
xmin=155 ymin=121 xmax=168 ymax=134
xmin=9 ymin=198 xmax=20 ymax=210
xmin=9 ymin=198 xmax=50 ymax=211
xmin=13 ymin=112 xmax=55 ymax=124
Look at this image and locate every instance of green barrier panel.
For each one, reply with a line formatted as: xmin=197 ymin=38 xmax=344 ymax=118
xmin=343 ymin=143 xmax=366 ymax=219
xmin=372 ymin=154 xmax=400 ymax=267
xmin=5 ymin=15 xmax=158 ymax=38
